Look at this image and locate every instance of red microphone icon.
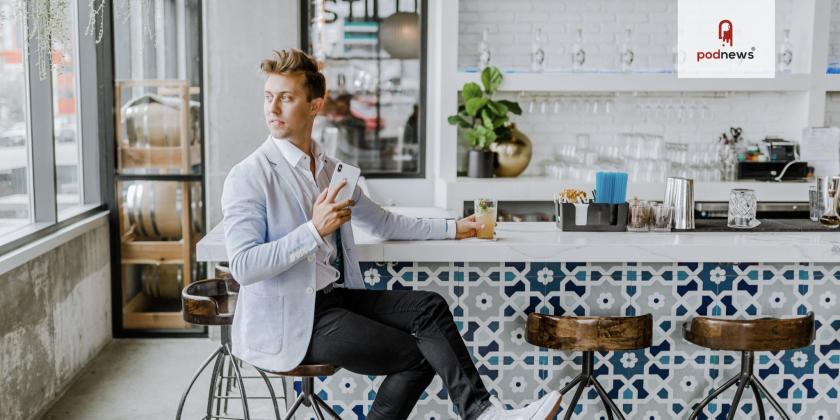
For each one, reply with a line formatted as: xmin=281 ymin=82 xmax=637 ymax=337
xmin=718 ymin=19 xmax=733 ymax=47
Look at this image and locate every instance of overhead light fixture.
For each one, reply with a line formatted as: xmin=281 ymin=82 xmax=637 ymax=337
xmin=379 ymin=0 xmax=420 ymax=59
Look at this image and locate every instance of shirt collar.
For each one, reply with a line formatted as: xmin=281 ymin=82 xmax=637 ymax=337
xmin=272 ymin=136 xmax=326 ymax=170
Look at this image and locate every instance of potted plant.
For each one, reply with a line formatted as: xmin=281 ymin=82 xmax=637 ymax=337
xmin=448 ymin=66 xmax=522 ymax=178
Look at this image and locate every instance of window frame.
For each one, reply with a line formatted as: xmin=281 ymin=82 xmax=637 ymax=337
xmin=0 ymin=0 xmax=106 ymax=256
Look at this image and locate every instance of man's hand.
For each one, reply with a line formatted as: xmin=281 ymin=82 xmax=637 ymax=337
xmin=454 ymin=214 xmax=485 ymax=240
xmin=312 ymin=180 xmax=354 ymax=237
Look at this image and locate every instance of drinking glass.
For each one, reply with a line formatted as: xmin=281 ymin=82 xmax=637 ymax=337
xmin=474 ymin=199 xmax=498 ymax=239
xmin=809 ymin=185 xmax=820 ymax=222
xmin=628 ymin=202 xmax=650 ymax=232
xmin=727 ymin=189 xmax=759 ymax=228
xmin=651 ymin=204 xmax=674 ymax=231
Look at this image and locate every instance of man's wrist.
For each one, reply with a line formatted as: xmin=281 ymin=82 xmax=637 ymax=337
xmin=306 ymin=220 xmax=327 ymax=247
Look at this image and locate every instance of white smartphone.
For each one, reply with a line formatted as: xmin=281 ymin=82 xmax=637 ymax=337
xmin=328 ymin=162 xmax=361 ymax=203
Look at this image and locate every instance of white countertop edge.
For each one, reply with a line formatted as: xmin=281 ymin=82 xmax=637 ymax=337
xmin=198 ymin=220 xmax=840 ymax=263
xmin=365 ymin=242 xmax=840 ymax=263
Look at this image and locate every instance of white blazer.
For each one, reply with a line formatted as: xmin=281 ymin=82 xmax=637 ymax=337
xmin=221 ymin=137 xmax=450 ymax=372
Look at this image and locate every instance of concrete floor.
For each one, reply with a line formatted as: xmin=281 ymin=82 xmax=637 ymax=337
xmin=42 ymin=339 xmax=293 ymax=420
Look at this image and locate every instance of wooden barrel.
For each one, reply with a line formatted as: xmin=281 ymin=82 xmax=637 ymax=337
xmin=122 ymin=94 xmax=201 ymax=148
xmin=124 ymin=181 xmax=203 ymax=240
xmin=141 ymin=264 xmax=182 ymax=300
xmin=124 ymin=102 xmax=182 ymax=147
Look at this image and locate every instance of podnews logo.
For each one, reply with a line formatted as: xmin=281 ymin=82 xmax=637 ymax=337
xmin=696 ymin=19 xmax=756 ymax=62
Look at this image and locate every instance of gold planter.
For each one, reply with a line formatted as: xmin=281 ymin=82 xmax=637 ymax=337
xmin=491 ymin=124 xmax=532 ymax=177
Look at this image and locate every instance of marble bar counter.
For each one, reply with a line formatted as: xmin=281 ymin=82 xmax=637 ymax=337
xmin=197 ymin=219 xmax=840 ymax=419
xmin=351 ymin=222 xmax=840 ymax=263
xmin=198 ymin=221 xmax=840 ymax=264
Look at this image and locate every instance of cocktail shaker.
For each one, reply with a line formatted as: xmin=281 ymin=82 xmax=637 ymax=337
xmin=664 ymin=177 xmax=695 ymax=230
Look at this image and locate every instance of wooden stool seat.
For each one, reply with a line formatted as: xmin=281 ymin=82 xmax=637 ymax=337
xmin=264 ymin=364 xmax=339 ymax=377
xmin=215 ymin=262 xmax=240 ymax=293
xmin=683 ymin=312 xmax=816 ymax=420
xmin=181 ymin=278 xmax=237 ymax=326
xmin=526 ymin=313 xmax=653 ymax=352
xmin=526 ymin=313 xmax=654 ymax=420
xmin=258 ymin=364 xmax=341 ymax=419
xmin=683 ymin=312 xmax=815 ymax=352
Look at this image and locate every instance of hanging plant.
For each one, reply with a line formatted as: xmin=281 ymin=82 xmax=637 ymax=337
xmin=0 ymin=0 xmax=160 ymax=80
xmin=85 ymin=0 xmax=106 ymax=44
xmin=0 ymin=0 xmax=73 ymax=80
xmin=114 ymin=0 xmax=161 ymax=50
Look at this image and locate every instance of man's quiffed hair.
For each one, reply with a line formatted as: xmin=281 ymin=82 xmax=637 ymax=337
xmin=259 ymin=48 xmax=326 ymax=101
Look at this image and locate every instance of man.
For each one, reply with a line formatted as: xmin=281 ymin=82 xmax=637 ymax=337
xmin=221 ymin=48 xmax=561 ymax=420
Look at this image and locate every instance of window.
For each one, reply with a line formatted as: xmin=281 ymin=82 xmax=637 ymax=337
xmin=52 ymin=0 xmax=83 ymax=219
xmin=0 ymin=0 xmax=104 ymax=252
xmin=0 ymin=0 xmax=31 ymax=237
xmin=302 ymin=0 xmax=426 ymax=178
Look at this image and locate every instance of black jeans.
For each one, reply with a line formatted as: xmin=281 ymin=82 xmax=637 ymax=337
xmin=302 ymin=287 xmax=493 ymax=420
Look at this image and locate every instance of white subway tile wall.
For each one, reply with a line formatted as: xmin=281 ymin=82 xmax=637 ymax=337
xmin=827 ymin=93 xmax=840 ymax=126
xmin=831 ymin=0 xmax=840 ymax=63
xmin=458 ymin=91 xmax=808 ymax=176
xmin=458 ymin=0 xmax=795 ymax=71
xmin=452 ymin=0 xmax=837 ymax=177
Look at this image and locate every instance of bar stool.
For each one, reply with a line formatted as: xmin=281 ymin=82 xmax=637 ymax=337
xmin=683 ymin=312 xmax=815 ymax=420
xmin=526 ymin=313 xmax=653 ymax=420
xmin=256 ymin=364 xmax=341 ymax=420
xmin=175 ymin=277 xmax=282 ymax=420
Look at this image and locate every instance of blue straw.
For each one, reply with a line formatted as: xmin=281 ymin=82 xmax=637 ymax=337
xmin=595 ymin=172 xmax=606 ymax=203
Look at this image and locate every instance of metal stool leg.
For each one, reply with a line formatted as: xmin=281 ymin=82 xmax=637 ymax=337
xmin=689 ymin=350 xmax=790 ymax=420
xmin=589 ymin=376 xmax=614 ymax=420
xmin=301 ymin=378 xmax=313 ymax=408
xmin=283 ymin=392 xmax=306 ymax=420
xmin=176 ymin=346 xmax=223 ymax=420
xmin=282 ymin=377 xmax=294 ymax=416
xmin=224 ymin=344 xmax=251 ymax=420
xmin=752 ymin=378 xmax=791 ymax=420
xmin=255 ymin=367 xmax=282 ymax=420
xmin=591 ymin=376 xmax=625 ymax=420
xmin=206 ymin=352 xmax=226 ymax=419
xmin=558 ymin=375 xmax=583 ymax=397
xmin=750 ymin=380 xmax=766 ymax=420
xmin=562 ymin=378 xmax=588 ymax=420
xmin=221 ymin=353 xmax=234 ymax=414
xmin=725 ymin=374 xmax=750 ymax=420
xmin=220 ymin=325 xmax=234 ymax=415
xmin=314 ymin=397 xmax=342 ymax=420
xmin=309 ymin=393 xmax=326 ymax=420
xmin=687 ymin=374 xmax=739 ymax=420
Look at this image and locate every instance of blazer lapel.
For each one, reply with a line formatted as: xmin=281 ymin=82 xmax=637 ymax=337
xmin=258 ymin=138 xmax=308 ymax=220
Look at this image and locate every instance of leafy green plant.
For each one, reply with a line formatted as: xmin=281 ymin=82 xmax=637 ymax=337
xmin=447 ymin=66 xmax=522 ymax=151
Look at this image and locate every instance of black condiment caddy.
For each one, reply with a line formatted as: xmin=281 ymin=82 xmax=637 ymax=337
xmin=555 ymin=201 xmax=629 ymax=232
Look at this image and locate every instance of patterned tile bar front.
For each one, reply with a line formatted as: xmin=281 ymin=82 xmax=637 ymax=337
xmin=296 ymin=261 xmax=840 ymax=420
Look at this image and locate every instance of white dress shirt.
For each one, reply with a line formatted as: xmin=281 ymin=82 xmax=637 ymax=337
xmin=273 ymin=137 xmax=457 ymax=291
xmin=274 ymin=137 xmax=342 ymax=291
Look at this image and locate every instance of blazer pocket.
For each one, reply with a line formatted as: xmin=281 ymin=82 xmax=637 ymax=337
xmin=244 ymin=294 xmax=284 ymax=354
